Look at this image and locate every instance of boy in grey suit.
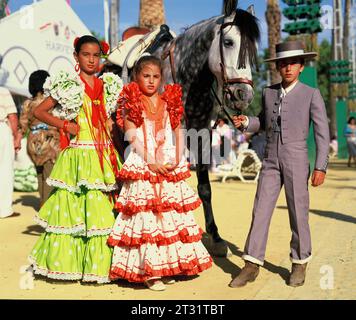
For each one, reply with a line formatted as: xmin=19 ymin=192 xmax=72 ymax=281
xmin=230 ymin=41 xmax=330 ymax=287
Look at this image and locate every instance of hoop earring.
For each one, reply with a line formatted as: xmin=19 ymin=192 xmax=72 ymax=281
xmin=75 ymin=63 xmax=80 ymax=73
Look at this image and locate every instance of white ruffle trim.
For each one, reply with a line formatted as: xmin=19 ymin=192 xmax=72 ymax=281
xmin=86 ymin=228 xmax=112 ymax=237
xmin=28 ymin=256 xmax=111 ymax=283
xmin=34 ymin=215 xmax=112 ymax=237
xmin=82 ymin=274 xmax=110 ymax=284
xmin=46 ymin=178 xmax=118 ymax=193
xmin=34 ymin=215 xmax=86 ymax=235
xmin=28 ymin=256 xmax=83 ymax=281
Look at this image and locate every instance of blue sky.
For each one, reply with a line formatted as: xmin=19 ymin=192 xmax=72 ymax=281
xmin=9 ymin=0 xmax=334 ymax=50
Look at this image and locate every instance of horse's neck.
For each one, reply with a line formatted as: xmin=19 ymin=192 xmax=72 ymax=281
xmin=156 ymin=17 xmax=220 ymax=130
xmin=184 ymin=63 xmax=216 ymax=130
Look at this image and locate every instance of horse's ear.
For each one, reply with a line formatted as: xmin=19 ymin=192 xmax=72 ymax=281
xmin=246 ymin=5 xmax=255 ymax=16
xmin=223 ymin=0 xmax=238 ymax=16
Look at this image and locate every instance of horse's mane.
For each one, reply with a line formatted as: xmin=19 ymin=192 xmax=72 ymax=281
xmin=174 ymin=17 xmax=217 ymax=84
xmin=233 ymin=9 xmax=260 ymax=70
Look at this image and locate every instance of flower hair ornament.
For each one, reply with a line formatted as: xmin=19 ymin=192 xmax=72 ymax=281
xmin=100 ymin=40 xmax=110 ymax=59
xmin=73 ymin=37 xmax=81 ymax=73
xmin=73 ymin=37 xmax=80 ymax=49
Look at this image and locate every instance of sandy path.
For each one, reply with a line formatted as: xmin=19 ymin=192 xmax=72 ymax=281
xmin=0 ymin=159 xmax=355 ymax=300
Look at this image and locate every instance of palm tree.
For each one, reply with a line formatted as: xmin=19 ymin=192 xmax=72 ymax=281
xmin=139 ymin=0 xmax=165 ymax=31
xmin=343 ymin=0 xmax=351 ymax=61
xmin=265 ymin=0 xmax=281 ymax=85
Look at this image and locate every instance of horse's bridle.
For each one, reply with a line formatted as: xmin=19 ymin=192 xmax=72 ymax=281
xmin=219 ymin=19 xmax=254 ymax=92
xmin=161 ymin=16 xmax=255 ymax=127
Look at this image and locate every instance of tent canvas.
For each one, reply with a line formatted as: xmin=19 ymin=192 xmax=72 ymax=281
xmin=0 ymin=0 xmax=91 ymax=97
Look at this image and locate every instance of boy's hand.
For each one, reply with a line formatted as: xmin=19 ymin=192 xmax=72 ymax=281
xmin=311 ymin=170 xmax=326 ymax=187
xmin=232 ymin=115 xmax=248 ymax=129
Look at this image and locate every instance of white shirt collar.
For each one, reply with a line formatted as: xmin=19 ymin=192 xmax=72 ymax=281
xmin=281 ymin=80 xmax=299 ymax=96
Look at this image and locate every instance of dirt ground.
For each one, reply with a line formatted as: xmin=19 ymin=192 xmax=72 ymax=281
xmin=0 ymin=159 xmax=355 ymax=300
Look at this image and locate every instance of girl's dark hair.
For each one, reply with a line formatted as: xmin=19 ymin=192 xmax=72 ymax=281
xmin=348 ymin=116 xmax=356 ymax=124
xmin=74 ymin=35 xmax=102 ymax=54
xmin=132 ymin=55 xmax=163 ymax=80
xmin=28 ymin=70 xmax=50 ymax=97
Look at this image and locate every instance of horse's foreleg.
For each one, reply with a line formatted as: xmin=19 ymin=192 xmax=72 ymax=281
xmin=196 ymin=163 xmax=230 ymax=257
xmin=196 ymin=164 xmax=220 ymax=240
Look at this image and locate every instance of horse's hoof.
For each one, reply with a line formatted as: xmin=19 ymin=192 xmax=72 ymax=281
xmin=210 ymin=240 xmax=232 ymax=258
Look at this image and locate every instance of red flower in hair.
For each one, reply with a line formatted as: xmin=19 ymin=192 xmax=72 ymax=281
xmin=100 ymin=41 xmax=110 ymax=55
xmin=73 ymin=37 xmax=80 ymax=48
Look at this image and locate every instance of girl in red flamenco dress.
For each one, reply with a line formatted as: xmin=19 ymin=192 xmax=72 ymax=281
xmin=107 ymin=56 xmax=212 ymax=291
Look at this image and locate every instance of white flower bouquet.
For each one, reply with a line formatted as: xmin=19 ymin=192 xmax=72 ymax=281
xmin=43 ymin=71 xmax=84 ymax=120
xmin=101 ymin=72 xmax=124 ymax=117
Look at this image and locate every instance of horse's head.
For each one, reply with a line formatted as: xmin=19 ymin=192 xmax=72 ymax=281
xmin=208 ymin=5 xmax=260 ymax=111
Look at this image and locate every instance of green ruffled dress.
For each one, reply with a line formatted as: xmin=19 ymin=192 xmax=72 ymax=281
xmin=28 ymin=93 xmax=122 ymax=283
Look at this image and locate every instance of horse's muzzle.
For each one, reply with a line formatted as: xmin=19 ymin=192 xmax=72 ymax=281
xmin=226 ymin=83 xmax=254 ymax=110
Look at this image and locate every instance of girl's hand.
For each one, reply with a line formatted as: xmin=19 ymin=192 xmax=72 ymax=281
xmin=66 ymin=122 xmax=80 ymax=136
xmin=148 ymin=163 xmax=169 ymax=175
xmin=165 ymin=162 xmax=178 ymax=171
xmin=106 ymin=118 xmax=114 ymax=133
xmin=14 ymin=133 xmax=22 ymax=154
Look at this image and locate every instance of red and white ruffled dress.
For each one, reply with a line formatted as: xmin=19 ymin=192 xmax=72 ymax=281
xmin=107 ymin=82 xmax=213 ymax=283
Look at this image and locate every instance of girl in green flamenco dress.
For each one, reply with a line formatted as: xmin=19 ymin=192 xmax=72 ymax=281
xmin=28 ymin=35 xmax=123 ymax=283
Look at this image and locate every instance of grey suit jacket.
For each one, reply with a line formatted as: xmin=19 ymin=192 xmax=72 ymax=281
xmin=247 ymin=82 xmax=330 ymax=171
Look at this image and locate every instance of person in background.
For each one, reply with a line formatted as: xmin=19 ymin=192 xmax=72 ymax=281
xmin=216 ymin=118 xmax=233 ymax=165
xmin=249 ymin=131 xmax=267 ymax=161
xmin=344 ymin=117 xmax=356 ymax=167
xmin=329 ymin=135 xmax=338 ymax=158
xmin=210 ymin=119 xmax=221 ymax=173
xmin=20 ymin=70 xmax=60 ymax=206
xmin=0 ymin=54 xmax=22 ymax=218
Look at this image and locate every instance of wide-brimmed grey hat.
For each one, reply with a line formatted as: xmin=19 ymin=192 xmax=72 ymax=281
xmin=264 ymin=40 xmax=318 ymax=62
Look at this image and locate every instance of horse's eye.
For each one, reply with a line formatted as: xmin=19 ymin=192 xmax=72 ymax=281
xmin=224 ymin=39 xmax=234 ymax=47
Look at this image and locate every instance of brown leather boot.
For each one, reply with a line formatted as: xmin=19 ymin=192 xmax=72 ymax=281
xmin=288 ymin=263 xmax=307 ymax=287
xmin=229 ymin=261 xmax=260 ymax=288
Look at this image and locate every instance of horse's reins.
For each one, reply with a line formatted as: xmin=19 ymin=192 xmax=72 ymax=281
xmin=161 ymin=39 xmax=177 ymax=84
xmin=212 ymin=19 xmax=254 ymax=129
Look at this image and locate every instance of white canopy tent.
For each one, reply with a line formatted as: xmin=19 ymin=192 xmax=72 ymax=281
xmin=0 ymin=0 xmax=91 ymax=97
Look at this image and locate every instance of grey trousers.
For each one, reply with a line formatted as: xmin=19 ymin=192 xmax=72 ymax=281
xmin=243 ymin=132 xmax=312 ymax=266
